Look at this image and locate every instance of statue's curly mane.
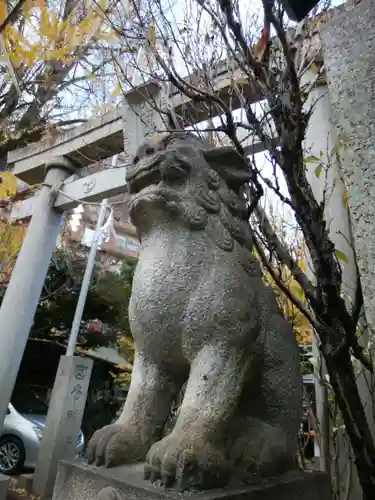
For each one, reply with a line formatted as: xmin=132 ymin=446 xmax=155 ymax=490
xmin=159 ymin=132 xmax=261 ymax=277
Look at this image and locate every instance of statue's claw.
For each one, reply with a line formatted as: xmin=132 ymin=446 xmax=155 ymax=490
xmin=145 ymin=431 xmax=229 ymax=490
xmin=87 ymin=424 xmax=147 ymax=467
xmin=87 ymin=424 xmax=123 ymax=466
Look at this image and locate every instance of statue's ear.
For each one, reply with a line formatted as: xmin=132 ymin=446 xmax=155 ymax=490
xmin=202 ymin=146 xmax=252 ymax=192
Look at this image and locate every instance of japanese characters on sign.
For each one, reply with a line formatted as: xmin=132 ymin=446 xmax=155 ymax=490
xmin=75 ymin=364 xmax=88 ymax=381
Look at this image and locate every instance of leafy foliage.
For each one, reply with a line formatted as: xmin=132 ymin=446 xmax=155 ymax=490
xmin=0 ymin=0 xmax=117 ymax=164
xmin=0 ymin=171 xmax=18 ymax=198
xmin=263 ymin=257 xmax=313 ymax=345
xmin=109 ymin=257 xmax=137 ymax=387
xmin=1 ymin=0 xmax=107 ymax=68
xmin=38 ymin=252 xmax=136 ymax=349
xmin=0 ymin=249 xmax=137 ymax=351
xmin=0 ymin=220 xmax=26 ymax=285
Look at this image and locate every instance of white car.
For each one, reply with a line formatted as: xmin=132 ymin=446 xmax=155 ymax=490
xmin=0 ymin=403 xmax=85 ymax=474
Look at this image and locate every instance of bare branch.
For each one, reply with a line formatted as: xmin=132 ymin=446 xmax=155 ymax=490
xmin=254 ymin=203 xmax=317 ymax=305
xmin=253 ymin=231 xmax=317 ymax=328
xmin=0 ymin=0 xmax=28 ymax=35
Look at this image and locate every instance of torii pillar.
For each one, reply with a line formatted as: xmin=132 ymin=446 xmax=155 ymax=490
xmin=0 ymin=157 xmax=76 ymax=433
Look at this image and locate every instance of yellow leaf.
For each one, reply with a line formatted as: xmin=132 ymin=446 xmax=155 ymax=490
xmin=0 ymin=0 xmax=116 ymax=73
xmin=0 ymin=221 xmax=26 ymax=282
xmin=0 ymin=172 xmax=18 ymax=198
xmin=149 ymin=133 xmax=168 ymax=142
xmin=147 ymin=22 xmax=156 ymax=46
xmin=342 ymin=189 xmax=349 ymax=207
xmin=39 ymin=7 xmax=51 ymax=38
xmin=311 ymin=62 xmax=319 ymax=74
xmin=298 ymin=257 xmax=307 ymax=272
xmin=111 ymin=84 xmax=122 ymax=97
xmin=335 ymin=249 xmax=348 ymax=264
xmin=0 ymin=2 xmax=8 ymax=24
xmin=261 ymin=249 xmax=313 ymax=346
xmin=234 ymin=77 xmax=248 ymax=85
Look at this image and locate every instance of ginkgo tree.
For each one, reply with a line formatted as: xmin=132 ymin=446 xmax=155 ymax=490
xmin=263 ymin=254 xmax=313 ymax=346
xmin=0 ymin=0 xmax=122 ymax=170
xmin=0 ymin=219 xmax=26 ymax=285
xmin=0 ymin=169 xmax=29 ymax=284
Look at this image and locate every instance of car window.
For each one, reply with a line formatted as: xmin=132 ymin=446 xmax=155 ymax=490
xmin=11 ymin=389 xmax=48 ymax=414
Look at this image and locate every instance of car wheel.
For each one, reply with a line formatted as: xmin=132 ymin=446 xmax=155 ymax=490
xmin=0 ymin=436 xmax=25 ymax=474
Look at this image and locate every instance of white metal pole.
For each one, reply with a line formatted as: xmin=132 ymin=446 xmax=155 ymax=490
xmin=65 ymin=198 xmax=108 ymax=356
xmin=65 ymin=152 xmax=119 ymax=356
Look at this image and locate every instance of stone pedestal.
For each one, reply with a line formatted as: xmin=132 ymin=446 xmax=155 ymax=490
xmin=52 ymin=461 xmax=330 ymax=500
xmin=0 ymin=473 xmax=9 ymax=500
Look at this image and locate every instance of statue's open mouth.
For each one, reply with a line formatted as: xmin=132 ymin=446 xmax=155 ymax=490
xmin=127 ymin=164 xmax=162 ymax=195
xmin=127 ymin=151 xmax=190 ymax=197
xmin=127 ymin=158 xmax=176 ymax=215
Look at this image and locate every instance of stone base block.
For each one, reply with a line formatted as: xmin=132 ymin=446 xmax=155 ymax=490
xmin=9 ymin=473 xmax=34 ymax=497
xmin=0 ymin=473 xmax=9 ymax=500
xmin=52 ymin=460 xmax=330 ymax=500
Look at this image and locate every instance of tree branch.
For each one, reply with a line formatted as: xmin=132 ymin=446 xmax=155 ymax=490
xmin=253 ymin=231 xmax=318 ymax=328
xmin=254 ymin=203 xmax=317 ymax=305
xmin=0 ymin=0 xmax=27 ymax=35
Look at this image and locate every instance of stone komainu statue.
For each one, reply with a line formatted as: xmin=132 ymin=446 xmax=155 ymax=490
xmin=87 ymin=132 xmax=302 ymax=491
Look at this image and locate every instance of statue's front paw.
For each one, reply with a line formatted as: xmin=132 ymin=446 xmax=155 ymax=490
xmin=87 ymin=424 xmax=146 ymax=467
xmin=144 ymin=431 xmax=229 ymax=490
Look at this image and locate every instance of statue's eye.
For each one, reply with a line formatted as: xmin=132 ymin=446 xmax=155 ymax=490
xmin=145 ymin=147 xmax=154 ymax=155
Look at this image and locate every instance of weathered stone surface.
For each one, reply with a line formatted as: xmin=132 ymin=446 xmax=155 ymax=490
xmin=32 ymin=356 xmax=93 ymax=498
xmin=122 ymin=91 xmax=168 ymax=165
xmin=0 ymin=473 xmax=9 ymax=500
xmin=87 ymin=132 xmax=302 ymax=490
xmin=53 ymin=461 xmax=330 ymax=500
xmin=322 ymin=0 xmax=375 ymax=339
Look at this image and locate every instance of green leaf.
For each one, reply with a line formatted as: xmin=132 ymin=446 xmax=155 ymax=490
xmin=315 ymin=164 xmax=322 ymax=178
xmin=335 ymin=249 xmax=348 ymax=264
xmin=304 ymin=155 xmax=320 ymax=164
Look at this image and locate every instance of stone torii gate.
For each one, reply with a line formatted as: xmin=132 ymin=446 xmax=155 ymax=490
xmin=0 ymin=71 xmax=267 ymax=496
